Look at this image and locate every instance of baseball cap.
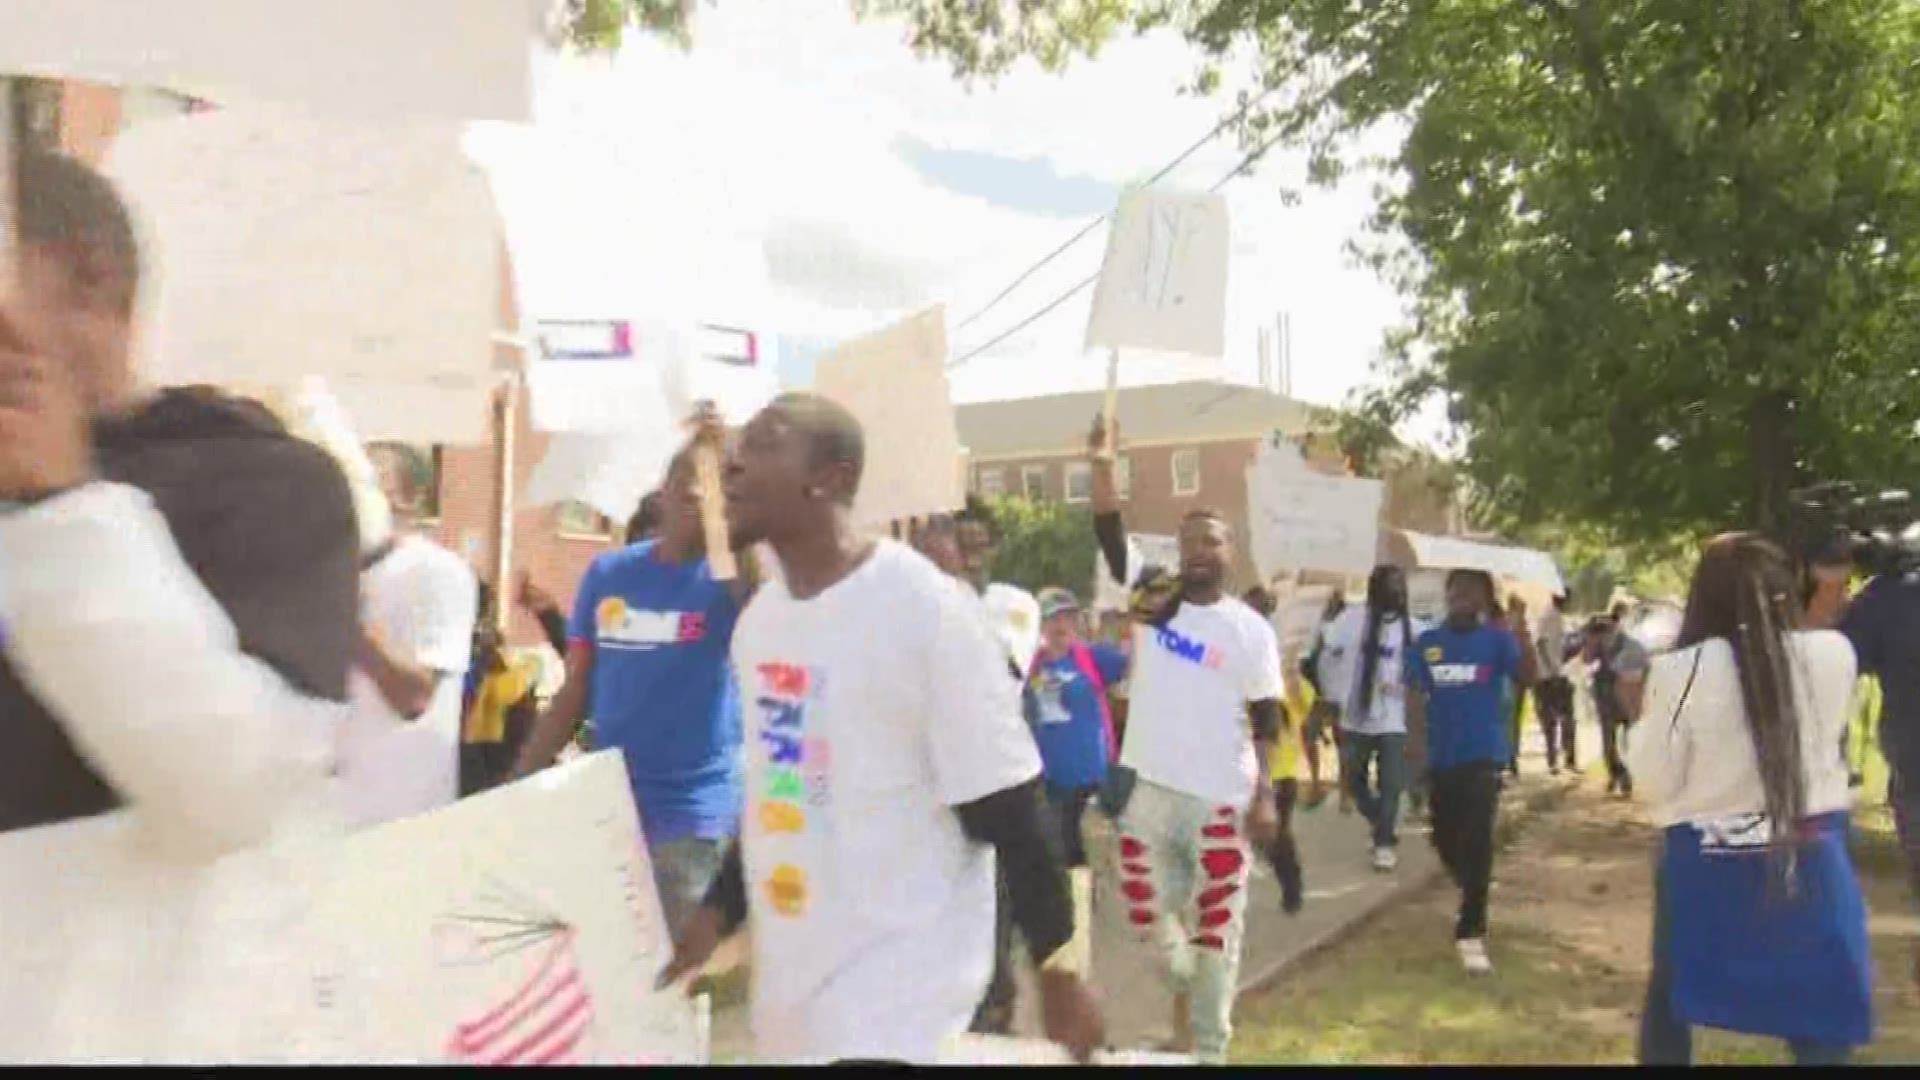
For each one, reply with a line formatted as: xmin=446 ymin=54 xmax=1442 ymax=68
xmin=1037 ymin=587 xmax=1081 ymax=620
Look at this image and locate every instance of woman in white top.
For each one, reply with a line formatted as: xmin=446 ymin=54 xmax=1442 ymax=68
xmin=1628 ymin=533 xmax=1872 ymax=1064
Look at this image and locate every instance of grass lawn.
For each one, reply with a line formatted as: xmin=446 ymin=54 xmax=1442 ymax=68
xmin=1230 ymin=779 xmax=1920 ymax=1065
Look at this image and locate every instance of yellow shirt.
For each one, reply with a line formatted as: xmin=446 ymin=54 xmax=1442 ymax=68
xmin=463 ymin=655 xmax=540 ymax=744
xmin=1271 ymin=676 xmax=1313 ymax=783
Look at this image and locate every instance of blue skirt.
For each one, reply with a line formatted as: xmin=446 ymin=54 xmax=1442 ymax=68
xmin=1661 ymin=811 xmax=1873 ymax=1047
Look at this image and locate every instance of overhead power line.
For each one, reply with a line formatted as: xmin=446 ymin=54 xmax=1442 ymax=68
xmin=949 ymin=87 xmax=1275 ymax=337
xmin=946 ymin=123 xmax=1290 ymax=372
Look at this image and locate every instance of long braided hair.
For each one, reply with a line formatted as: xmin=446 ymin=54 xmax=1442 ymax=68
xmin=1356 ymin=566 xmax=1411 ymax=717
xmin=1674 ymin=533 xmax=1808 ymax=887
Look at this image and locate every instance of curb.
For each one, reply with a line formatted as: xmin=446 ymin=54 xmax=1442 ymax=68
xmin=1237 ymin=774 xmax=1582 ymax=999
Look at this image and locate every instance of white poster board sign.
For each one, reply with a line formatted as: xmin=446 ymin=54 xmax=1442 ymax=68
xmin=813 ymin=307 xmax=964 ymax=527
xmin=107 ymin=104 xmax=499 ymax=444
xmin=1272 ymin=583 xmax=1336 ymax=658
xmin=303 ymin=752 xmax=706 ymax=1065
xmin=1084 ymin=188 xmax=1230 ymax=361
xmin=0 ymin=752 xmax=706 ymax=1065
xmin=1245 ymin=440 xmax=1384 ymax=580
xmin=1091 ymin=532 xmax=1179 ymax=613
xmin=0 ymin=0 xmax=535 ymax=122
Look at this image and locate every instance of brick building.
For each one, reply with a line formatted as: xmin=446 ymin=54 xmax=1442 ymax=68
xmin=955 ymin=380 xmax=1463 ymax=589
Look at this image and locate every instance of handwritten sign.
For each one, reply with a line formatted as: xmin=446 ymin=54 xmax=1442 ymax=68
xmin=1084 ymin=188 xmax=1230 ymax=361
xmin=303 ymin=751 xmax=706 ymax=1065
xmin=0 ymin=0 xmax=534 ymax=123
xmin=813 ymin=307 xmax=965 ymax=528
xmin=1245 ymin=440 xmax=1384 ymax=580
xmin=106 ymin=104 xmax=499 ymax=444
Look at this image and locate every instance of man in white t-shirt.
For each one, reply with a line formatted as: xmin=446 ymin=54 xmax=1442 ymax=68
xmin=1088 ymin=422 xmax=1285 ymax=1065
xmin=658 ymin=394 xmax=1102 ymax=1065
xmin=1316 ymin=565 xmax=1423 ymax=872
xmin=913 ymin=503 xmax=1042 ymax=1034
xmin=338 ymin=443 xmax=478 ymax=828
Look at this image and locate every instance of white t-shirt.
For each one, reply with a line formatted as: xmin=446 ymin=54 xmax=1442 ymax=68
xmin=1627 ymin=630 xmax=1856 ymax=829
xmin=1535 ymin=605 xmax=1567 ymax=675
xmin=730 ymin=540 xmax=1041 ymax=1064
xmin=338 ymin=535 xmax=477 ymax=828
xmin=1121 ymin=596 xmax=1284 ymax=808
xmin=981 ymin=582 xmax=1041 ymax=674
xmin=1315 ymin=606 xmax=1424 ymax=736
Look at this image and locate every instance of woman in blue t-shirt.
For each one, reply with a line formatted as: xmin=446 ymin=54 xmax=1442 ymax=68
xmin=1408 ymin=569 xmax=1535 ymax=976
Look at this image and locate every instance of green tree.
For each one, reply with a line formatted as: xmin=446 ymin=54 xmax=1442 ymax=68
xmin=981 ymin=496 xmax=1098 ymax=599
xmin=862 ymin=0 xmax=1920 ymax=544
xmin=557 ymin=0 xmax=697 ymax=51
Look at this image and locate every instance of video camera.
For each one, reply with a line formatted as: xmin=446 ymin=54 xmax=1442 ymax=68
xmin=1784 ymin=480 xmax=1920 ymax=578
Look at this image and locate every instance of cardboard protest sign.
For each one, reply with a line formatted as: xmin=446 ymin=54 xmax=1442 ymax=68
xmin=1084 ymin=188 xmax=1230 ymax=362
xmin=0 ymin=0 xmax=535 ymax=123
xmin=106 ymin=104 xmax=500 ymax=444
xmin=813 ymin=307 xmax=965 ymax=528
xmin=1245 ymin=440 xmax=1384 ymax=580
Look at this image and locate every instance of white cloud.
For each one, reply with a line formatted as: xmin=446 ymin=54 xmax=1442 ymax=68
xmin=486 ymin=0 xmax=1406 ymax=412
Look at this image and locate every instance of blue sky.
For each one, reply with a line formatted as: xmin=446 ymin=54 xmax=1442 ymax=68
xmin=468 ymin=0 xmax=1414 ymax=421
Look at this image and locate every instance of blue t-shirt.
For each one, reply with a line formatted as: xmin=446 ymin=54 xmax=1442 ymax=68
xmin=1842 ymin=570 xmax=1920 ymax=783
xmin=1026 ymin=644 xmax=1129 ymax=791
xmin=570 ymin=542 xmax=743 ymax=843
xmin=1408 ymin=622 xmax=1523 ymax=771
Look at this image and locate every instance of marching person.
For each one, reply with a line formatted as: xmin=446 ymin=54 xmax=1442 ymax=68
xmin=339 ymin=443 xmax=478 ymax=828
xmin=1534 ymin=594 xmax=1578 ymax=775
xmin=0 ymin=150 xmax=358 ymax=1060
xmin=1629 ymin=534 xmax=1869 ymax=1064
xmin=1318 ymin=566 xmax=1424 ymax=872
xmin=514 ymin=437 xmax=754 ymax=944
xmin=1300 ymin=592 xmax=1347 ymax=808
xmin=1089 ymin=419 xmax=1285 ymax=1064
xmin=1406 ymin=570 xmax=1535 ymax=975
xmin=1586 ymin=614 xmax=1651 ymax=797
xmin=658 ymin=393 xmax=1102 ymax=1065
xmin=1245 ymin=586 xmax=1307 ymax=915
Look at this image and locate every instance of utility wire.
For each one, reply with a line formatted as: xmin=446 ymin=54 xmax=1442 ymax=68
xmin=946 ymin=122 xmax=1290 ymax=372
xmin=950 ymin=88 xmax=1275 ymax=336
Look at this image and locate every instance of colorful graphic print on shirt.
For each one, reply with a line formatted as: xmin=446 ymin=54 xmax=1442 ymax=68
xmin=752 ymin=661 xmax=831 ymax=918
xmin=1151 ymin=623 xmax=1228 ymax=671
xmin=595 ymin=596 xmax=707 ymax=651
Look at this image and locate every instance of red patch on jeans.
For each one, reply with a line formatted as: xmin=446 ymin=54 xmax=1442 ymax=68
xmin=1121 ymin=862 xmax=1152 ymax=878
xmin=1119 ymin=836 xmax=1146 ymax=859
xmin=1191 ymin=934 xmax=1226 ymax=951
xmin=1200 ymin=847 xmax=1245 ymax=880
xmin=1120 ymin=879 xmax=1156 ymax=904
xmin=1214 ymin=807 xmax=1236 ymax=820
xmin=1198 ymin=906 xmax=1234 ymax=930
xmin=1201 ymin=822 xmax=1238 ymax=840
xmin=1129 ymin=909 xmax=1156 ymax=927
xmin=1197 ymin=881 xmax=1240 ymax=909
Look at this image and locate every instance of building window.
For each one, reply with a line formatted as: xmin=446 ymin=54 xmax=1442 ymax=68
xmin=1171 ymin=448 xmax=1201 ymax=497
xmin=1021 ymin=464 xmax=1049 ymax=501
xmin=558 ymin=500 xmax=613 ymax=539
xmin=976 ymin=466 xmax=1006 ymax=498
xmin=1065 ymin=462 xmax=1092 ymax=503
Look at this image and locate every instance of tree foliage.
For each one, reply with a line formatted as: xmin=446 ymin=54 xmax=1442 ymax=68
xmin=864 ymin=0 xmax=1920 ymax=544
xmin=556 ymin=0 xmax=697 ymax=51
xmin=981 ymin=495 xmax=1098 ymax=599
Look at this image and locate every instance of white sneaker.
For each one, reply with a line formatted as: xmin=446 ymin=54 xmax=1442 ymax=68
xmin=1458 ymin=937 xmax=1493 ymax=975
xmin=1371 ymin=846 xmax=1398 ymax=872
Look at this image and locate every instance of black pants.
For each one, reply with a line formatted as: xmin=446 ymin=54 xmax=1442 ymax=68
xmin=1046 ymin=784 xmax=1095 ymax=869
xmin=1598 ymin=700 xmax=1632 ymax=793
xmin=1536 ymin=677 xmax=1577 ymax=770
xmin=970 ymin=860 xmax=1017 ymax=1034
xmin=1428 ymin=762 xmax=1502 ymax=940
xmin=1263 ymin=779 xmax=1304 ymax=909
